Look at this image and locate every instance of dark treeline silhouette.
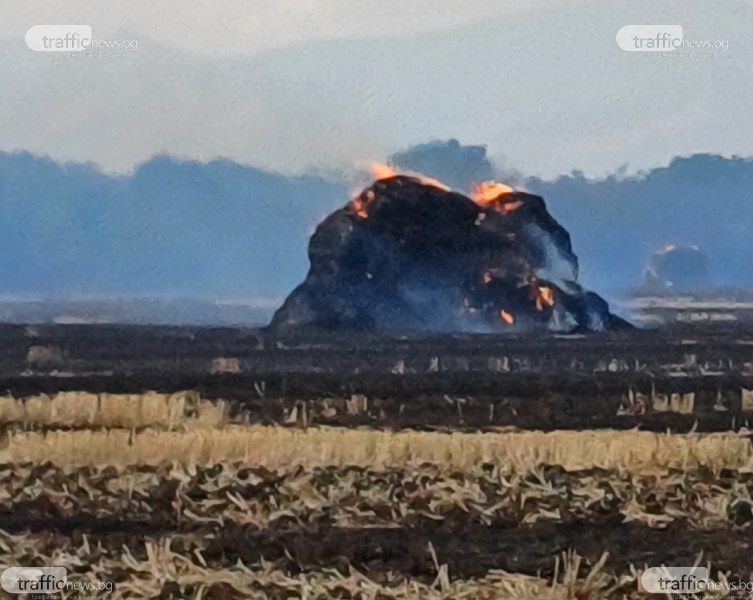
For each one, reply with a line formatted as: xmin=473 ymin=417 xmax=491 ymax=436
xmin=0 ymin=146 xmax=750 ymax=308
xmin=384 ymin=141 xmax=753 ymax=293
xmin=526 ymin=154 xmax=753 ymax=292
xmin=0 ymin=152 xmax=345 ymax=299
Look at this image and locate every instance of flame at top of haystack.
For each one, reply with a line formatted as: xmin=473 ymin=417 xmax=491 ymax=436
xmin=351 ymin=165 xmax=516 ymax=219
xmin=269 ymin=165 xmax=630 ymax=334
xmin=370 ymin=163 xmax=450 ymax=191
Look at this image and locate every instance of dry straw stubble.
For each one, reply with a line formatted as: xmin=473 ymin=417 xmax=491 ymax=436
xmin=3 ymin=425 xmax=751 ymax=473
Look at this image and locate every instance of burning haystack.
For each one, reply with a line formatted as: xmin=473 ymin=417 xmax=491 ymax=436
xmin=270 ymin=168 xmax=629 ymax=334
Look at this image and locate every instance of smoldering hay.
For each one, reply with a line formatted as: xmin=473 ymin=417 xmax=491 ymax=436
xmin=269 ymin=171 xmax=631 ymax=334
xmin=645 ymin=244 xmax=710 ymax=292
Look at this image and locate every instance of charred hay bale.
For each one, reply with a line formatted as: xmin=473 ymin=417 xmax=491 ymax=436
xmin=270 ymin=176 xmax=629 ymax=334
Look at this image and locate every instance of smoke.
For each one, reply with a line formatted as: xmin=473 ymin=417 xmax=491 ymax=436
xmin=388 ymin=139 xmax=495 ymax=193
xmin=269 ymin=175 xmax=628 ymax=334
xmin=387 ymin=145 xmax=753 ymax=293
xmin=525 ymin=154 xmax=753 ymax=292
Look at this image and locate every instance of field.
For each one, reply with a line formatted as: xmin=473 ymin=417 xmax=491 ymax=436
xmin=0 ymin=324 xmax=752 ymax=598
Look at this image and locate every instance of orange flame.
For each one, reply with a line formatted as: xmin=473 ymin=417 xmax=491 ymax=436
xmin=369 ymin=163 xmax=450 ymax=191
xmin=472 ymin=181 xmax=521 ymax=214
xmin=499 ymin=309 xmax=514 ymax=324
xmin=349 ymin=189 xmax=375 ymax=220
xmin=472 ymin=181 xmax=514 ymax=203
xmin=535 ymin=285 xmax=555 ymax=311
xmin=371 ymin=163 xmax=397 ymax=180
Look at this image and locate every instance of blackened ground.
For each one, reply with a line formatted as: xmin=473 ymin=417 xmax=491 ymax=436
xmin=2 ymin=323 xmax=752 ymax=432
xmin=2 ymin=372 xmax=751 ymax=433
xmin=4 ymin=518 xmax=751 ymax=581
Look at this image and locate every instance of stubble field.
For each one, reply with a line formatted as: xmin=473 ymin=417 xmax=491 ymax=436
xmin=0 ymin=325 xmax=752 ymax=598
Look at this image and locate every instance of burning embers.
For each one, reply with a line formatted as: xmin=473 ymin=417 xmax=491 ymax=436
xmin=349 ymin=164 xmax=450 ymax=218
xmin=350 ymin=168 xmax=517 ymax=220
xmin=471 ymin=181 xmax=522 ymax=215
xmin=270 ymin=169 xmax=630 ymax=334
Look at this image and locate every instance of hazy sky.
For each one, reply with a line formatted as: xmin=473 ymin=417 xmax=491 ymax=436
xmin=1 ymin=0 xmax=752 ymax=177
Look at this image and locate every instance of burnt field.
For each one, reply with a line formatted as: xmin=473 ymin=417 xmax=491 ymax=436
xmin=3 ymin=323 xmax=753 ymax=432
xmin=0 ymin=323 xmax=752 ymax=597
